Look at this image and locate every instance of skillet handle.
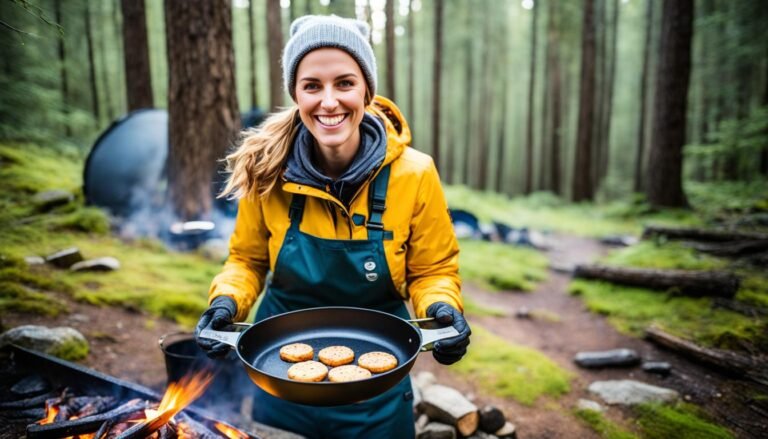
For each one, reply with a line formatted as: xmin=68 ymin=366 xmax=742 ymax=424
xmin=418 ymin=326 xmax=460 ymax=352
xmin=198 ymin=328 xmax=240 ymax=347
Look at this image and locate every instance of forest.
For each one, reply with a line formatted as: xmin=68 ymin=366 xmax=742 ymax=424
xmin=1 ymin=1 xmax=767 ymax=438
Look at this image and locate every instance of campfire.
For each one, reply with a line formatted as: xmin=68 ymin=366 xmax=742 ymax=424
xmin=15 ymin=370 xmax=251 ymax=439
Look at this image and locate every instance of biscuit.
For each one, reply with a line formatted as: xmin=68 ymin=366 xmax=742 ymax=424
xmin=318 ymin=345 xmax=355 ymax=367
xmin=287 ymin=361 xmax=328 ymax=382
xmin=327 ymin=365 xmax=372 ymax=382
xmin=357 ymin=351 xmax=398 ymax=373
xmin=279 ymin=343 xmax=314 ymax=362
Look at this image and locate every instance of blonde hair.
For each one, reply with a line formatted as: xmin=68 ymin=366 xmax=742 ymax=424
xmin=219 ymin=107 xmax=301 ymax=199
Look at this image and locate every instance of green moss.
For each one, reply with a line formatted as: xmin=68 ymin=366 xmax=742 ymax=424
xmin=450 ymin=325 xmax=572 ymax=405
xmin=0 ymin=281 xmax=68 ymax=316
xmin=459 ymin=239 xmax=548 ymax=291
xmin=48 ymin=207 xmax=111 ymax=234
xmin=49 ymin=337 xmax=89 ymax=361
xmin=0 ymin=267 xmax=73 ymax=293
xmin=634 ymin=403 xmax=734 ymax=439
xmin=602 ymin=241 xmax=727 ymax=271
xmin=573 ymin=408 xmax=638 ymax=439
xmin=461 ymin=295 xmax=506 ymax=317
xmin=0 ymin=143 xmax=83 ymax=197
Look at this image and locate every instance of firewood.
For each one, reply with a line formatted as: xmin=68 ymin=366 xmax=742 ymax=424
xmin=495 ymin=421 xmax=517 ymax=439
xmin=418 ymin=384 xmax=479 ymax=437
xmin=26 ymin=398 xmax=147 ymax=439
xmin=478 ymin=405 xmax=506 ymax=433
xmin=642 ymin=226 xmax=768 ymax=243
xmin=573 ymin=264 xmax=739 ymax=298
xmin=175 ymin=412 xmax=221 ymax=439
xmin=0 ymin=391 xmax=56 ymax=410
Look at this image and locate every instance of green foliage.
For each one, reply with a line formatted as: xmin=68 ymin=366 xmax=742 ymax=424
xmin=601 ymin=241 xmax=727 ymax=271
xmin=451 ymin=325 xmax=572 ymax=405
xmin=461 ymin=295 xmax=506 ymax=317
xmin=47 ymin=207 xmax=111 ymax=234
xmin=0 ymin=281 xmax=68 ymax=317
xmin=685 ymin=179 xmax=768 ymax=220
xmin=573 ymin=408 xmax=638 ymax=439
xmin=458 ymin=239 xmax=548 ymax=291
xmin=633 ymin=403 xmax=734 ymax=439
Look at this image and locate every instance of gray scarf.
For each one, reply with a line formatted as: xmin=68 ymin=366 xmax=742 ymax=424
xmin=284 ymin=113 xmax=386 ymax=206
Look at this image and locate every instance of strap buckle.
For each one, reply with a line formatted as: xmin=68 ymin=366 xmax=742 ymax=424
xmin=367 ymin=221 xmax=384 ymax=231
xmin=371 ymin=200 xmax=386 ymax=212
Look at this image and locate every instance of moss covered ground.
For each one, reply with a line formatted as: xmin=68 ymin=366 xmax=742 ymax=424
xmin=633 ymin=403 xmax=734 ymax=439
xmin=458 ymin=239 xmax=549 ymax=291
xmin=573 ymin=408 xmax=638 ymax=439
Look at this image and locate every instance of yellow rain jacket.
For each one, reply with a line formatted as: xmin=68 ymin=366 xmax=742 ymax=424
xmin=209 ymin=96 xmax=462 ymax=321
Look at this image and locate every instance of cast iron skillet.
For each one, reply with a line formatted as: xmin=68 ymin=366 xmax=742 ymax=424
xmin=199 ymin=306 xmax=459 ymax=406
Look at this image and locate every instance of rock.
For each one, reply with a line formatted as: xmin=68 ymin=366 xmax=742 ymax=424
xmin=574 ymin=348 xmax=641 ymax=368
xmin=549 ymin=261 xmax=576 ymax=274
xmin=45 ymin=247 xmax=84 ymax=269
xmin=417 ymin=422 xmax=456 ymax=439
xmin=198 ymin=239 xmax=229 ymax=261
xmin=514 ymin=307 xmax=531 ymax=319
xmin=70 ymin=257 xmax=120 ymax=272
xmin=24 ymin=255 xmax=45 ymax=266
xmin=0 ymin=325 xmax=89 ymax=361
xmin=32 ymin=189 xmax=74 ymax=211
xmin=495 ymin=422 xmax=517 ymax=439
xmin=642 ymin=361 xmax=672 ymax=376
xmin=576 ymin=398 xmax=605 ymax=413
xmin=588 ymin=380 xmax=679 ymax=406
xmin=413 ymin=371 xmax=437 ymax=391
xmin=466 ymin=431 xmax=495 ymax=439
xmin=11 ymin=375 xmax=51 ymax=397
xmin=416 ymin=413 xmax=430 ymax=431
xmin=478 ymin=405 xmax=506 ymax=433
xmin=599 ymin=235 xmax=639 ymax=247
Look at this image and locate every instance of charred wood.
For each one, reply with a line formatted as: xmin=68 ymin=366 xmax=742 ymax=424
xmin=478 ymin=405 xmax=506 ymax=433
xmin=642 ymin=226 xmax=768 ymax=243
xmin=645 ymin=326 xmax=768 ymax=387
xmin=26 ymin=398 xmax=147 ymax=439
xmin=114 ymin=407 xmax=175 ymax=439
xmin=10 ymin=375 xmax=51 ymax=397
xmin=0 ymin=391 xmax=56 ymax=410
xmin=6 ymin=407 xmax=45 ymax=419
xmin=573 ymin=264 xmax=739 ymax=298
xmin=175 ymin=412 xmax=221 ymax=439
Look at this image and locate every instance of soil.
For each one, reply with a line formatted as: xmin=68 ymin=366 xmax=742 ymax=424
xmin=3 ymin=234 xmax=766 ymax=438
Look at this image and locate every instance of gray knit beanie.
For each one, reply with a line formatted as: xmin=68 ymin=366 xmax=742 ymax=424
xmin=283 ymin=15 xmax=377 ymax=101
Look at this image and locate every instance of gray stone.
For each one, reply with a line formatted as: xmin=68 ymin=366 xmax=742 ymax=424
xmin=0 ymin=325 xmax=89 ymax=361
xmin=642 ymin=361 xmax=672 ymax=376
xmin=45 ymin=247 xmax=84 ymax=269
xmin=417 ymin=422 xmax=456 ymax=439
xmin=413 ymin=371 xmax=437 ymax=391
xmin=24 ymin=255 xmax=45 ymax=266
xmin=574 ymin=348 xmax=641 ymax=368
xmin=495 ymin=422 xmax=517 ymax=439
xmin=198 ymin=238 xmax=229 ymax=261
xmin=576 ymin=398 xmax=605 ymax=413
xmin=514 ymin=307 xmax=531 ymax=319
xmin=70 ymin=257 xmax=120 ymax=272
xmin=588 ymin=379 xmax=679 ymax=406
xmin=32 ymin=189 xmax=74 ymax=211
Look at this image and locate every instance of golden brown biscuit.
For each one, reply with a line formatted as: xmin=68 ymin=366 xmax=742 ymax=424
xmin=318 ymin=345 xmax=355 ymax=367
xmin=280 ymin=343 xmax=314 ymax=362
xmin=357 ymin=351 xmax=398 ymax=373
xmin=327 ymin=365 xmax=372 ymax=382
xmin=287 ymin=361 xmax=328 ymax=382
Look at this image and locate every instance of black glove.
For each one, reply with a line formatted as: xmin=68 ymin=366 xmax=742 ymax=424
xmin=195 ymin=296 xmax=237 ymax=359
xmin=426 ymin=302 xmax=471 ymax=365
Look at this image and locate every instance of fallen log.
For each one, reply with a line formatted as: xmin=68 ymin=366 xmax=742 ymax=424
xmin=644 ymin=326 xmax=768 ymax=387
xmin=418 ymin=384 xmax=479 ymax=437
xmin=687 ymin=239 xmax=768 ymax=257
xmin=712 ymin=298 xmax=767 ymax=317
xmin=573 ymin=264 xmax=740 ymax=298
xmin=642 ymin=226 xmax=768 ymax=243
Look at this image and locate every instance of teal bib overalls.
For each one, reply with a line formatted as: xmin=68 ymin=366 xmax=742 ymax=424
xmin=251 ymin=165 xmax=416 ymax=439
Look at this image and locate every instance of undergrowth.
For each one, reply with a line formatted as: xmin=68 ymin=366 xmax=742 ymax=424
xmin=458 ymin=239 xmax=548 ymax=291
xmin=633 ymin=403 xmax=734 ymax=439
xmin=573 ymin=408 xmax=638 ymax=439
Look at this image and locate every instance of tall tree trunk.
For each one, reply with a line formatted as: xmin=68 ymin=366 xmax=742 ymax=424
xmin=54 ymin=0 xmax=71 ymax=137
xmin=461 ymin=6 xmax=473 ymax=186
xmin=548 ymin=0 xmax=563 ymax=196
xmin=121 ymin=0 xmax=153 ymax=111
xmin=572 ymin=0 xmax=596 ymax=202
xmin=539 ymin=2 xmax=551 ymax=192
xmin=646 ymin=0 xmax=693 ymax=208
xmin=84 ymin=2 xmax=100 ymax=126
xmin=99 ymin=1 xmax=115 ymax=121
xmin=524 ymin=2 xmax=539 ymax=194
xmin=600 ymin=0 xmax=619 ymax=183
xmin=634 ymin=0 xmax=654 ymax=192
xmin=165 ymin=0 xmax=241 ymax=220
xmin=385 ymin=0 xmax=395 ymax=100
xmin=762 ymin=41 xmax=768 ymax=176
xmin=432 ymin=0 xmax=443 ymax=173
xmin=248 ymin=0 xmax=258 ymax=109
xmin=591 ymin=0 xmax=605 ymax=192
xmin=266 ymin=0 xmax=284 ymax=110
xmin=478 ymin=8 xmax=493 ymax=190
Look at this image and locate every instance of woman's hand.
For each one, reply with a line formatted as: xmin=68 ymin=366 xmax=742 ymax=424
xmin=426 ymin=302 xmax=471 ymax=365
xmin=194 ymin=296 xmax=237 ymax=358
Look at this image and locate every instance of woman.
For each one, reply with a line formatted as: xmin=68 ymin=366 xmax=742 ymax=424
xmin=195 ymin=15 xmax=470 ymax=439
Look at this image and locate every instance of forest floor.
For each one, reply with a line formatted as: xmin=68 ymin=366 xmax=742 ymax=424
xmin=4 ymin=233 xmax=765 ymax=438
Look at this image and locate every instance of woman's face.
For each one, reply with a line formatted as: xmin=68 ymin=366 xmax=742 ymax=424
xmin=295 ymin=48 xmax=367 ymax=158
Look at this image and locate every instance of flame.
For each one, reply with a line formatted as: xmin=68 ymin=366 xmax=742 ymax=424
xmin=215 ymin=421 xmax=249 ymax=439
xmin=152 ymin=369 xmax=214 ymax=422
xmin=38 ymin=403 xmax=59 ymax=424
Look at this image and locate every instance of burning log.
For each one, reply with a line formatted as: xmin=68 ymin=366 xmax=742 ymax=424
xmin=114 ymin=407 xmax=176 ymax=439
xmin=573 ymin=264 xmax=740 ymax=298
xmin=26 ymin=398 xmax=147 ymax=439
xmin=176 ymin=412 xmax=222 ymax=439
xmin=418 ymin=384 xmax=479 ymax=437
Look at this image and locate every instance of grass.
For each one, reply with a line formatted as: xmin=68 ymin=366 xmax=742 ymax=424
xmin=573 ymin=408 xmax=638 ymax=439
xmin=601 ymin=241 xmax=727 ymax=270
xmin=461 ymin=294 xmax=506 ymax=317
xmin=633 ymin=403 xmax=734 ymax=439
xmin=450 ymin=324 xmax=572 ymax=405
xmin=458 ymin=239 xmax=549 ymax=291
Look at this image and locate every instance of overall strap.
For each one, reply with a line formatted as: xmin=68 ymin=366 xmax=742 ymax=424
xmin=367 ymin=165 xmax=391 ymax=240
xmin=288 ymin=194 xmax=306 ymax=230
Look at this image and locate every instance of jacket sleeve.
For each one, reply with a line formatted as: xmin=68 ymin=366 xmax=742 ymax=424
xmin=208 ymin=194 xmax=270 ymax=321
xmin=406 ymin=159 xmax=463 ymax=318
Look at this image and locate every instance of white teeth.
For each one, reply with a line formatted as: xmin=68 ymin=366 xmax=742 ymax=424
xmin=317 ymin=115 xmax=345 ymax=126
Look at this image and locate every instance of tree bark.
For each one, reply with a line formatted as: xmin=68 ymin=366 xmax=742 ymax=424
xmin=54 ymin=0 xmax=71 ymax=137
xmin=165 ymin=0 xmax=241 ymax=221
xmin=266 ymin=0 xmax=284 ymax=110
xmin=385 ymin=0 xmax=395 ymax=101
xmin=84 ymin=2 xmax=100 ymax=125
xmin=572 ymin=0 xmax=596 ymax=201
xmin=599 ymin=0 xmax=619 ymax=184
xmin=248 ymin=0 xmax=258 ymax=109
xmin=121 ymin=0 xmax=153 ymax=112
xmin=573 ymin=264 xmax=739 ymax=298
xmin=634 ymin=0 xmax=654 ymax=192
xmin=544 ymin=0 xmax=563 ymax=195
xmin=524 ymin=2 xmax=539 ymax=194
xmin=431 ymin=0 xmax=443 ymax=173
xmin=99 ymin=1 xmax=115 ymax=121
xmin=646 ymin=0 xmax=693 ymax=208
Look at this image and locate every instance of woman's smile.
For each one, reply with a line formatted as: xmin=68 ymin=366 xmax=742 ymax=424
xmin=315 ymin=113 xmax=348 ymax=128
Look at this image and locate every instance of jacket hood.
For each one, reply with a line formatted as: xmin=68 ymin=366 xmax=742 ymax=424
xmin=368 ymin=95 xmax=411 ymax=166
